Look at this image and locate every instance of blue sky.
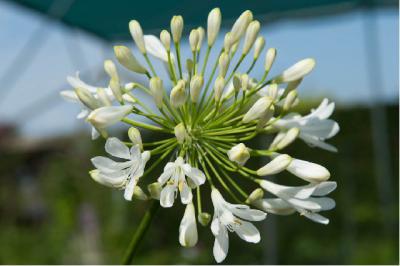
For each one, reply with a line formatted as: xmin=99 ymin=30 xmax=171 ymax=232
xmin=0 ymin=1 xmax=398 ymax=137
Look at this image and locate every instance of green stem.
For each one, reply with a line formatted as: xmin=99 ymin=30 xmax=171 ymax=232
xmin=122 ymin=200 xmax=160 ymax=265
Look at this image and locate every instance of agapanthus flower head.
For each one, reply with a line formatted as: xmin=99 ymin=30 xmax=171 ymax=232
xmin=61 ymin=7 xmax=339 ymax=263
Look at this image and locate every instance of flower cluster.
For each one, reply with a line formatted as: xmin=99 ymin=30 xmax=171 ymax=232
xmin=61 ymin=8 xmax=339 ymax=263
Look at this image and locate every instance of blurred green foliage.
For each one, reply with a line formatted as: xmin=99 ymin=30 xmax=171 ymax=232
xmin=0 ymin=103 xmax=398 ymax=264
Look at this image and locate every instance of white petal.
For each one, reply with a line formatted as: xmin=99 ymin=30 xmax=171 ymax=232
xmin=91 ymin=127 xmax=100 ymax=140
xmin=91 ymin=156 xmax=128 ymax=173
xmin=67 ymin=73 xmax=98 ymax=92
xmin=302 ymin=211 xmax=329 ymax=225
xmin=306 ymin=197 xmax=336 ymax=211
xmin=213 ymin=223 xmax=229 ymax=263
xmin=286 ymin=197 xmax=322 ymax=211
xmin=287 ymin=158 xmax=330 ymax=182
xmin=312 ymin=181 xmax=337 ymax=196
xmin=60 ymin=90 xmax=79 ymax=102
xmin=242 ymin=96 xmax=272 ymax=123
xmin=211 ymin=217 xmax=220 ymax=236
xmin=234 ymin=220 xmax=260 ymax=243
xmin=299 ymin=134 xmax=338 ymax=152
xmin=158 ymin=166 xmax=174 ymax=185
xmin=160 ymin=185 xmax=176 ymax=208
xmin=179 ymin=202 xmax=198 ymax=247
xmin=253 ymin=198 xmax=295 ymax=215
xmin=88 ymin=105 xmax=132 ymax=128
xmin=259 ymin=180 xmax=317 ymax=200
xmin=185 ymin=167 xmax=206 ymax=186
xmin=105 ymin=137 xmax=131 ymax=159
xmin=310 ymin=98 xmax=335 ymax=120
xmin=179 ymin=182 xmax=193 ymax=204
xmin=228 ymin=206 xmax=266 ymax=221
xmin=77 ymin=109 xmax=90 ymax=119
xmin=89 ymin=169 xmax=127 ymax=188
xmin=124 ymin=177 xmax=138 ymax=201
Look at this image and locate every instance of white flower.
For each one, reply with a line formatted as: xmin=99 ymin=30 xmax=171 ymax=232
xmin=211 ymin=188 xmax=266 ymax=263
xmin=257 ymin=180 xmax=336 ymax=224
xmin=90 ymin=137 xmax=150 ymax=201
xmin=274 ymin=58 xmax=316 ymax=83
xmin=274 ymin=98 xmax=340 ymax=152
xmin=242 ymin=96 xmax=273 ymax=123
xmin=179 ymin=202 xmax=198 ymax=247
xmin=158 ymin=157 xmax=205 ymax=208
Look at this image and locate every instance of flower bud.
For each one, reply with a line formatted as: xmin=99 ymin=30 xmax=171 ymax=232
xmin=264 ymin=48 xmax=277 ymax=72
xmin=133 ymin=186 xmax=148 ymax=201
xmin=129 ymin=20 xmax=146 ymax=54
xmin=104 ymin=59 xmax=119 ymax=80
xmin=274 ymin=58 xmax=316 ymax=83
xmin=213 ymin=76 xmax=225 ymax=102
xmin=108 ymin=77 xmax=123 ymax=103
xmin=196 ymin=26 xmax=205 ymax=51
xmin=245 ymin=188 xmax=264 ymax=204
xmin=160 ymin=30 xmax=171 ymax=51
xmin=207 ymin=7 xmax=221 ymax=46
xmin=224 ymin=32 xmax=232 ymax=52
xmin=283 ymin=90 xmax=298 ymax=111
xmin=230 ymin=10 xmax=253 ymax=44
xmin=233 ymin=73 xmax=241 ymax=92
xmin=190 ymin=75 xmax=204 ymax=102
xmin=257 ymin=154 xmax=292 ymax=176
xmin=242 ymin=20 xmax=260 ymax=55
xmin=253 ymin=36 xmax=265 ymax=59
xmin=171 ymin=15 xmax=184 ymax=43
xmin=227 ymin=143 xmax=250 ymax=166
xmin=257 ymin=105 xmax=274 ymax=129
xmin=88 ymin=105 xmax=132 ymax=128
xmin=170 ymin=80 xmax=186 ymax=107
xmin=230 ymin=42 xmax=239 ymax=55
xmin=278 ymin=128 xmax=299 ymax=150
xmin=242 ymin=96 xmax=273 ymax=123
xmin=75 ymin=87 xmax=100 ymax=110
xmin=147 ymin=182 xmax=162 ymax=200
xmin=179 ymin=202 xmax=198 ymax=247
xmin=218 ymin=52 xmax=230 ymax=78
xmin=174 ymin=123 xmax=188 ymax=144
xmin=198 ymin=212 xmax=211 ymax=226
xmin=128 ymin=127 xmax=143 ymax=150
xmin=287 ymin=158 xmax=331 ymax=182
xmin=189 ymin=29 xmax=199 ymax=52
xmin=96 ymin=88 xmax=112 ymax=106
xmin=241 ymin=73 xmax=249 ymax=91
xmin=149 ymin=77 xmax=164 ymax=108
xmin=113 ymin=46 xmax=147 ymax=74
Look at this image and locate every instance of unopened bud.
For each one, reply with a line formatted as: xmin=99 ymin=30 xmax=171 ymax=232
xmin=214 ymin=76 xmax=225 ymax=102
xmin=218 ymin=52 xmax=230 ymax=78
xmin=264 ymin=48 xmax=277 ymax=72
xmin=104 ymin=60 xmax=119 ymax=80
xmin=196 ymin=27 xmax=205 ymax=51
xmin=276 ymin=128 xmax=300 ymax=150
xmin=207 ymin=7 xmax=221 ymax=46
xmin=186 ymin=59 xmax=193 ymax=74
xmin=245 ymin=188 xmax=264 ymax=204
xmin=241 ymin=74 xmax=249 ymax=91
xmin=257 ymin=105 xmax=274 ymax=129
xmin=174 ymin=123 xmax=188 ymax=144
xmin=128 ymin=127 xmax=143 ymax=150
xmin=227 ymin=143 xmax=250 ymax=166
xmin=133 ymin=186 xmax=148 ymax=201
xmin=243 ymin=96 xmax=273 ymax=123
xmin=96 ymin=88 xmax=112 ymax=106
xmin=160 ymin=30 xmax=171 ymax=51
xmin=190 ymin=75 xmax=204 ymax=102
xmin=189 ymin=29 xmax=199 ymax=52
xmin=230 ymin=10 xmax=253 ymax=44
xmin=230 ymin=42 xmax=239 ymax=56
xmin=129 ymin=20 xmax=146 ymax=54
xmin=149 ymin=77 xmax=164 ymax=108
xmin=233 ymin=74 xmax=241 ymax=92
xmin=274 ymin=58 xmax=316 ymax=83
xmin=198 ymin=212 xmax=211 ymax=226
xmin=242 ymin=20 xmax=260 ymax=55
xmin=109 ymin=77 xmax=123 ymax=103
xmin=224 ymin=32 xmax=232 ymax=52
xmin=170 ymin=80 xmax=186 ymax=107
xmin=88 ymin=105 xmax=132 ymax=129
xmin=147 ymin=182 xmax=162 ymax=200
xmin=283 ymin=90 xmax=298 ymax=111
xmin=257 ymin=154 xmax=292 ymax=176
xmin=75 ymin=87 xmax=100 ymax=110
xmin=114 ymin=46 xmax=147 ymax=74
xmin=253 ymin=36 xmax=265 ymax=59
xmin=171 ymin=15 xmax=184 ymax=43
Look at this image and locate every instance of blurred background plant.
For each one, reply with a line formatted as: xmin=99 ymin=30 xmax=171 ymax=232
xmin=0 ymin=0 xmax=398 ymax=264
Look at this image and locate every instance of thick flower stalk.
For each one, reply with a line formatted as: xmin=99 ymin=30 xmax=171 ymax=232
xmin=61 ymin=7 xmax=339 ymax=263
